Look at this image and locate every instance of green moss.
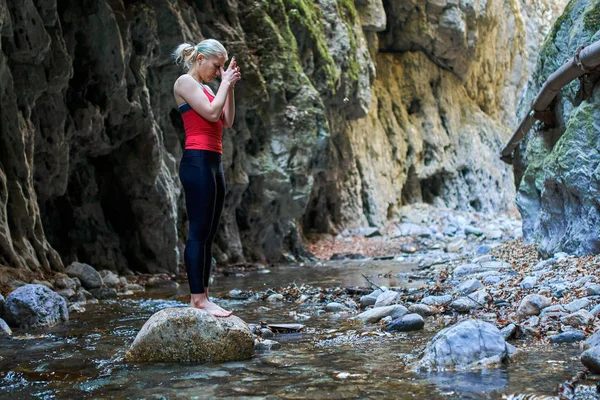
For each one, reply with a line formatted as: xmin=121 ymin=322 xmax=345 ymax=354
xmin=583 ymin=1 xmax=600 ymax=31
xmin=335 ymin=0 xmax=360 ymax=83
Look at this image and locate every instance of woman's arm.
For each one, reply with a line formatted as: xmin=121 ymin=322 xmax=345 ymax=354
xmin=175 ymin=75 xmax=231 ymax=122
xmin=222 ymin=88 xmax=235 ymax=128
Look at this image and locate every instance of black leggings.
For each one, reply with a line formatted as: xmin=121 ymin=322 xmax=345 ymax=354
xmin=179 ymin=149 xmax=226 ymax=294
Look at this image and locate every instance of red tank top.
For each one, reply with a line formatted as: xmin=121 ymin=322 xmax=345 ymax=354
xmin=179 ymin=88 xmax=223 ymax=153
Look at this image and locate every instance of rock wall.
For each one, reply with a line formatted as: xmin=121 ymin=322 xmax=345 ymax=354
xmin=513 ymin=0 xmax=600 ymax=257
xmin=0 ymin=0 xmax=563 ymax=278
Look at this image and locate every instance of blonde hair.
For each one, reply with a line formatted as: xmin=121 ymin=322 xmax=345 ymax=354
xmin=172 ymin=39 xmax=228 ymax=71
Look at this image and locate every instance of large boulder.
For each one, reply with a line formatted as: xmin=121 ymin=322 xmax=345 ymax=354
xmin=415 ymin=319 xmax=515 ymax=371
xmin=3 ymin=284 xmax=68 ymax=329
xmin=124 ymin=308 xmax=254 ymax=363
xmin=65 ymin=262 xmax=103 ymax=290
xmin=0 ymin=318 xmax=11 ymax=337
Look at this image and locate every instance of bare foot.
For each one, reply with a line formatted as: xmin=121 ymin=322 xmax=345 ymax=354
xmin=190 ymin=293 xmax=232 ymax=317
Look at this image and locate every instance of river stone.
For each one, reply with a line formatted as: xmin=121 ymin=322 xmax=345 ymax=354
xmin=584 ymin=331 xmax=600 ymax=350
xmin=99 ymin=271 xmax=121 ymax=289
xmin=32 ymin=280 xmax=53 ymax=289
xmin=454 ymin=279 xmax=483 ymax=295
xmin=66 ymin=262 xmax=103 ymax=289
xmin=374 ymin=290 xmax=400 ymax=307
xmin=581 ymin=346 xmax=600 ymax=374
xmin=585 ymin=284 xmax=600 ymax=296
xmin=500 ymin=324 xmax=518 ymax=340
xmin=548 ymin=331 xmax=585 ymax=344
xmin=57 ymin=288 xmax=76 ymax=300
xmin=561 ymin=310 xmax=595 ymax=327
xmin=325 ymin=302 xmax=349 ymax=312
xmin=53 ymin=274 xmax=77 ymax=291
xmin=386 ymin=313 xmax=424 ymax=332
xmin=267 ymin=294 xmax=284 ymax=302
xmin=517 ymin=294 xmax=552 ymax=317
xmin=451 ymin=290 xmax=490 ymax=312
xmin=408 ymin=304 xmax=440 ymax=317
xmin=590 ymin=304 xmax=600 ymax=316
xmin=124 ymin=308 xmax=254 ymax=363
xmin=564 ymin=298 xmax=590 ymax=313
xmin=126 ymin=284 xmax=145 ymax=293
xmin=351 ymin=305 xmax=408 ymax=324
xmin=520 ymin=276 xmax=537 ymax=290
xmin=3 ymin=284 xmax=68 ymax=329
xmin=146 ymin=277 xmax=179 ymax=289
xmin=254 ymin=339 xmax=280 ymax=351
xmin=89 ymin=287 xmax=118 ymax=300
xmin=420 ymin=295 xmax=453 ymax=306
xmin=0 ymin=318 xmax=11 ymax=337
xmin=415 ymin=319 xmax=514 ymax=371
xmin=0 ymin=294 xmax=4 ymax=316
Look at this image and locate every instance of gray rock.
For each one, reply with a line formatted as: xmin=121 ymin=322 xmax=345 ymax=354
xmin=386 ymin=313 xmax=425 ymax=332
xmin=53 ymin=274 xmax=77 ymax=291
xmin=584 ymin=331 xmax=600 ymax=350
xmin=32 ymin=280 xmax=53 ymax=289
xmin=415 ymin=319 xmax=514 ymax=371
xmin=420 ymin=295 xmax=453 ymax=306
xmin=325 ymin=302 xmax=349 ymax=312
xmin=540 ymin=304 xmax=567 ymax=314
xmin=548 ymin=331 xmax=585 ymax=344
xmin=254 ymin=338 xmax=280 ymax=351
xmin=68 ymin=303 xmax=86 ymax=314
xmin=89 ymin=287 xmax=118 ymax=300
xmin=453 ymin=261 xmax=511 ymax=279
xmin=585 ymin=284 xmax=600 ymax=296
xmin=57 ymin=288 xmax=76 ymax=300
xmin=517 ymin=294 xmax=552 ymax=317
xmin=125 ymin=308 xmax=254 ymax=363
xmin=0 ymin=318 xmax=11 ymax=337
xmin=500 ymin=324 xmax=517 ymax=340
xmin=374 ymin=291 xmax=400 ymax=307
xmin=66 ymin=262 xmax=103 ymax=289
xmin=3 ymin=284 xmax=68 ymax=329
xmin=561 ymin=310 xmax=595 ymax=327
xmin=564 ymin=298 xmax=591 ymax=313
xmin=590 ymin=304 xmax=600 ymax=316
xmin=408 ymin=304 xmax=440 ymax=317
xmin=394 ymin=223 xmax=432 ymax=237
xmin=451 ymin=290 xmax=490 ymax=312
xmin=0 ymin=294 xmax=4 ymax=316
xmin=99 ymin=270 xmax=121 ymax=288
xmin=464 ymin=226 xmax=483 ymax=236
xmin=581 ymin=346 xmax=600 ymax=374
xmin=454 ymin=279 xmax=483 ymax=295
xmin=267 ymin=294 xmax=284 ymax=302
xmin=351 ymin=305 xmax=409 ymax=324
xmin=146 ymin=277 xmax=179 ymax=289
xmin=360 ymin=294 xmax=379 ymax=307
xmin=9 ymin=281 xmax=26 ymax=290
xmin=520 ymin=276 xmax=537 ymax=290
xmin=126 ymin=284 xmax=145 ymax=293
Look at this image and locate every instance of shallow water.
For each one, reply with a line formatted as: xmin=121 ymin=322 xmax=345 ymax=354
xmin=0 ymin=261 xmax=588 ymax=399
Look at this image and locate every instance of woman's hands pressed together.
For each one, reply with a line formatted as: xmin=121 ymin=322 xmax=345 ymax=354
xmin=220 ymin=57 xmax=241 ymax=89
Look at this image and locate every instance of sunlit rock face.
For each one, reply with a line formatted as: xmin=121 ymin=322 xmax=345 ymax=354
xmin=0 ymin=0 xmax=563 ymax=276
xmin=513 ymin=0 xmax=600 ymax=257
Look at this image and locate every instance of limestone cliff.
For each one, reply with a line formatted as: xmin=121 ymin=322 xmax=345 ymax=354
xmin=513 ymin=0 xmax=600 ymax=257
xmin=0 ymin=0 xmax=563 ymax=278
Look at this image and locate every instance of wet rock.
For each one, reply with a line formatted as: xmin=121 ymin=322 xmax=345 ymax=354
xmin=267 ymin=294 xmax=284 ymax=302
xmin=564 ymin=298 xmax=591 ymax=313
xmin=561 ymin=310 xmax=595 ymax=327
xmin=386 ymin=313 xmax=424 ymax=332
xmin=581 ymin=346 xmax=600 ymax=374
xmin=146 ymin=277 xmax=179 ymax=289
xmin=451 ymin=290 xmax=490 ymax=312
xmin=520 ymin=276 xmax=537 ymax=290
xmin=584 ymin=331 xmax=600 ymax=350
xmin=68 ymin=303 xmax=86 ymax=314
xmin=420 ymin=295 xmax=453 ymax=307
xmin=548 ymin=331 xmax=585 ymax=344
xmin=351 ymin=305 xmax=408 ymax=324
xmin=259 ymin=328 xmax=274 ymax=338
xmin=57 ymin=288 xmax=76 ymax=300
xmin=415 ymin=319 xmax=515 ymax=371
xmin=325 ymin=302 xmax=349 ymax=312
xmin=99 ymin=271 xmax=120 ymax=289
xmin=124 ymin=308 xmax=254 ymax=363
xmin=66 ymin=262 xmax=103 ymax=290
xmin=254 ymin=338 xmax=280 ymax=351
xmin=330 ymin=253 xmax=368 ymax=260
xmin=3 ymin=284 xmax=68 ymax=329
xmin=0 ymin=318 xmax=11 ymax=337
xmin=454 ymin=279 xmax=483 ymax=295
xmin=517 ymin=294 xmax=552 ymax=317
xmin=32 ymin=280 xmax=53 ymax=289
xmin=53 ymin=274 xmax=77 ymax=291
xmin=360 ymin=289 xmax=383 ymax=307
xmin=408 ymin=304 xmax=440 ymax=317
xmin=500 ymin=324 xmax=518 ymax=340
xmin=374 ymin=291 xmax=400 ymax=307
xmin=89 ymin=287 xmax=118 ymax=300
xmin=585 ymin=284 xmax=600 ymax=296
xmin=126 ymin=284 xmax=145 ymax=293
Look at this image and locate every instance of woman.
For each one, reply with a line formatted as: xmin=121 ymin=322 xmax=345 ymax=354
xmin=172 ymin=39 xmax=241 ymax=317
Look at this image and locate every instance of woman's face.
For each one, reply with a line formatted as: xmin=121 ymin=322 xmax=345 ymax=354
xmin=198 ymin=54 xmax=227 ymax=82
